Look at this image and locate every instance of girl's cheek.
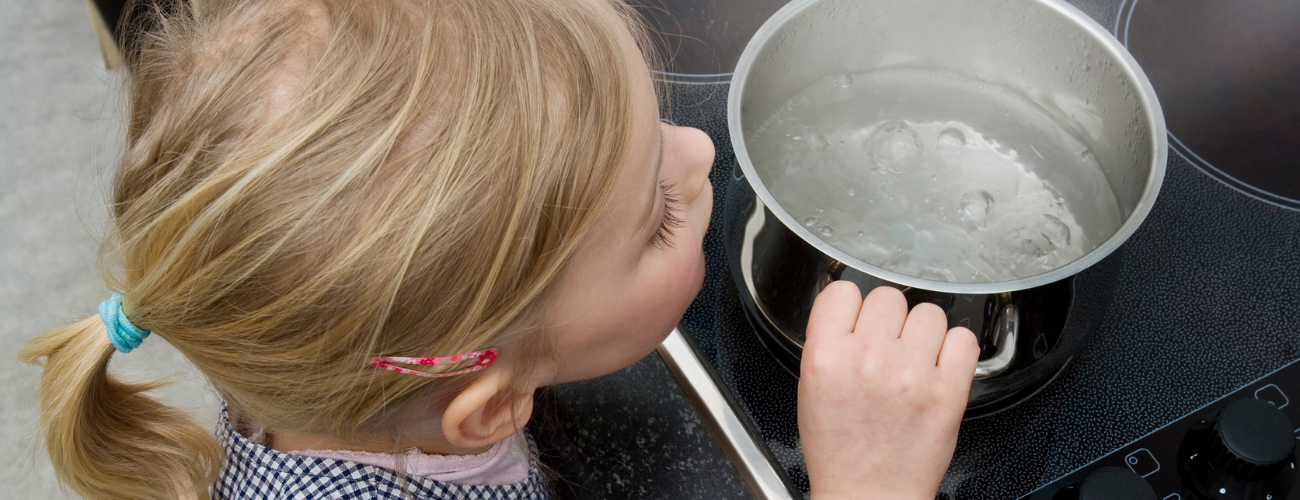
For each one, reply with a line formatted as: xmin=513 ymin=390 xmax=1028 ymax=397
xmin=678 ymin=244 xmax=706 ymax=305
xmin=692 ymin=181 xmax=714 ymax=239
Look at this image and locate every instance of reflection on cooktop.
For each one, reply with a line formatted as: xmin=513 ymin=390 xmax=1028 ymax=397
xmin=631 ymin=0 xmax=786 ymax=81
xmin=1119 ymin=0 xmax=1300 ymax=210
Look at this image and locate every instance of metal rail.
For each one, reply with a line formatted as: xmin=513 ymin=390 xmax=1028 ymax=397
xmin=657 ymin=329 xmax=800 ymax=500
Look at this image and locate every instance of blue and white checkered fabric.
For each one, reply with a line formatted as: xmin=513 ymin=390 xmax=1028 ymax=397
xmin=212 ymin=409 xmax=555 ymax=500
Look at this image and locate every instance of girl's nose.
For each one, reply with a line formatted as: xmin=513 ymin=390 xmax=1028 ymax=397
xmin=670 ymin=125 xmax=715 ymax=203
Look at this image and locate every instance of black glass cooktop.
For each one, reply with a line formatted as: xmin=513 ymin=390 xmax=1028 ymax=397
xmin=632 ymin=0 xmax=786 ymax=82
xmin=647 ymin=0 xmax=1300 ymax=498
xmin=1118 ymin=0 xmax=1300 ymax=210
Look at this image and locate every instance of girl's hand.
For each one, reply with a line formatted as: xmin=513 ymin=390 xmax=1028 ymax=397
xmin=798 ymin=283 xmax=980 ymax=500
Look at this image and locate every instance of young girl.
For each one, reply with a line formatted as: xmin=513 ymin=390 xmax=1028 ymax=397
xmin=20 ymin=0 xmax=980 ymax=499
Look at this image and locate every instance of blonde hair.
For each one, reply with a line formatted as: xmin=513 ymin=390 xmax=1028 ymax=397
xmin=19 ymin=0 xmax=657 ymax=498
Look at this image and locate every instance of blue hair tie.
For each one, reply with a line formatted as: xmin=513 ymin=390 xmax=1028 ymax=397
xmin=99 ymin=293 xmax=150 ymax=353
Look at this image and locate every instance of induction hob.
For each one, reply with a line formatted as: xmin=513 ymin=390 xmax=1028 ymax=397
xmin=644 ymin=0 xmax=1300 ymax=498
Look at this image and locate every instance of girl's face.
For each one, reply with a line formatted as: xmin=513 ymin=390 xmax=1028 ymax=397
xmin=537 ymin=36 xmax=716 ymax=385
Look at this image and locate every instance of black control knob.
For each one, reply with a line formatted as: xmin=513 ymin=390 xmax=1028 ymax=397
xmin=1210 ymin=398 xmax=1295 ymax=477
xmin=1056 ymin=467 xmax=1157 ymax=500
xmin=1179 ymin=398 xmax=1297 ymax=499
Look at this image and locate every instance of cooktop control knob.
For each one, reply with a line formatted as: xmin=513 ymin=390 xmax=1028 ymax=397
xmin=1178 ymin=398 xmax=1297 ymax=499
xmin=1053 ymin=466 xmax=1157 ymax=500
xmin=1213 ymin=399 xmax=1295 ymax=476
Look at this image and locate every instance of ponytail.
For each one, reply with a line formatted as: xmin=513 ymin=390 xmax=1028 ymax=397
xmin=18 ymin=316 xmax=222 ymax=500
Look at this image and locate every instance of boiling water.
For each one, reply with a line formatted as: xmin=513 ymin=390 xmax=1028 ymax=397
xmin=749 ymin=68 xmax=1122 ymax=283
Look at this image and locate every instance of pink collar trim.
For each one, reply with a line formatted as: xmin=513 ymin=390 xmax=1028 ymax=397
xmin=290 ymin=434 xmax=531 ymax=486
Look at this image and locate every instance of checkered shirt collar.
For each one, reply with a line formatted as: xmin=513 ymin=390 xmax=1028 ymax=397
xmin=212 ymin=407 xmax=555 ymax=500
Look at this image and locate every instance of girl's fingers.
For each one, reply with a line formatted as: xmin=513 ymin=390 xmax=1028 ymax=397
xmin=897 ymin=302 xmax=950 ymax=365
xmin=805 ymin=281 xmax=865 ymax=356
xmin=937 ymin=326 xmax=980 ymax=383
xmin=854 ymin=286 xmax=908 ymax=343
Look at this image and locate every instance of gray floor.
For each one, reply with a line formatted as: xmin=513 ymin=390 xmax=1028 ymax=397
xmin=1 ymin=1 xmax=220 ymax=498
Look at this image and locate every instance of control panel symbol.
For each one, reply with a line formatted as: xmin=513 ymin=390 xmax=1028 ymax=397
xmin=1124 ymin=448 xmax=1160 ymax=477
xmin=1033 ymin=333 xmax=1049 ymax=359
xmin=1254 ymin=384 xmax=1289 ymax=408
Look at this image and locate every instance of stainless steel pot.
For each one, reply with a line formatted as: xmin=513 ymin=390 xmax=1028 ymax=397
xmin=727 ymin=0 xmax=1166 ymax=389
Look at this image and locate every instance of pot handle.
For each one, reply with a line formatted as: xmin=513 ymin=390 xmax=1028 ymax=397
xmin=974 ymin=303 xmax=1018 ymax=379
xmin=816 ymin=260 xmax=848 ymax=292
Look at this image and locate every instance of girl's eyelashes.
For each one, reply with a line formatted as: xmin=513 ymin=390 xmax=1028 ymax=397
xmin=650 ymin=180 xmax=685 ymax=250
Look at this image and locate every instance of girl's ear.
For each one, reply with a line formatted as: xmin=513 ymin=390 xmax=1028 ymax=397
xmin=441 ymin=369 xmax=535 ymax=450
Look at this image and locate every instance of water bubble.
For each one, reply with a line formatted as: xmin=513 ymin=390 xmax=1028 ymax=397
xmin=803 ymin=216 xmax=818 ymax=227
xmin=806 ymin=130 xmax=831 ymax=152
xmin=819 ymin=225 xmax=835 ymax=237
xmin=958 ymin=190 xmax=995 ymax=226
xmin=857 ymin=231 xmax=865 ymax=238
xmin=868 ymin=120 xmax=921 ymax=173
xmin=834 ymin=73 xmax=854 ymax=88
xmin=816 ymin=207 xmax=826 ymax=214
xmin=1004 ymin=214 xmax=1071 ymax=259
xmin=1005 ymin=227 xmax=1051 ymax=258
xmin=846 ymin=187 xmax=857 ymax=197
xmin=935 ymin=127 xmax=967 ymax=153
xmin=1039 ymin=214 xmax=1071 ymax=248
xmin=1080 ymin=149 xmax=1095 ymax=161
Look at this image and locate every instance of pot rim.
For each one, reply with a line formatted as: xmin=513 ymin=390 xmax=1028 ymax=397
xmin=727 ymin=0 xmax=1167 ymax=295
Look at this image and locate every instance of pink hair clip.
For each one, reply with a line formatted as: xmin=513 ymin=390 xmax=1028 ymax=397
xmin=368 ymin=348 xmax=499 ymax=378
